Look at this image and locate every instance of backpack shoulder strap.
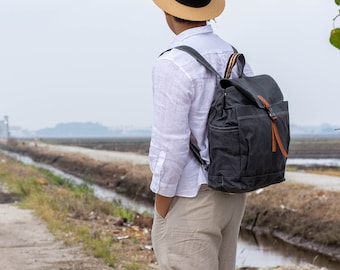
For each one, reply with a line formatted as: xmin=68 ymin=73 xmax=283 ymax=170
xmin=175 ymin=45 xmax=246 ymax=80
xmin=173 ymin=45 xmax=220 ymax=170
xmin=161 ymin=45 xmax=245 ymax=169
xmin=174 ymin=46 xmax=222 ymax=78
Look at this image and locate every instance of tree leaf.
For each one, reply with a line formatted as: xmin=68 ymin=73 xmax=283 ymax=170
xmin=330 ymin=28 xmax=340 ymax=49
xmin=336 ymin=0 xmax=340 ymax=5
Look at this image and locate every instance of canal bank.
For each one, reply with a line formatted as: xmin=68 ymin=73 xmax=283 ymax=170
xmin=0 ymin=182 xmax=328 ymax=270
xmin=2 ymin=150 xmax=338 ymax=269
xmin=1 ymin=140 xmax=340 ymax=269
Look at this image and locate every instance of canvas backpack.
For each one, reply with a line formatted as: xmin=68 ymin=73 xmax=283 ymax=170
xmin=174 ymin=45 xmax=290 ymax=193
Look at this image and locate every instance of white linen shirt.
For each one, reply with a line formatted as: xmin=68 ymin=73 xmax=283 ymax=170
xmin=149 ymin=25 xmax=252 ymax=198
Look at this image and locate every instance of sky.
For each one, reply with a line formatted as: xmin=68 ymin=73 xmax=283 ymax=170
xmin=0 ymin=0 xmax=339 ymax=131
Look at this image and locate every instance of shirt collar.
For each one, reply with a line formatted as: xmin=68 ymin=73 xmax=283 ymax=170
xmin=168 ymin=24 xmax=213 ymax=48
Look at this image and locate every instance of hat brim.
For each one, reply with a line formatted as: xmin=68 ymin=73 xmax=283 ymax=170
xmin=153 ymin=0 xmax=225 ymax=21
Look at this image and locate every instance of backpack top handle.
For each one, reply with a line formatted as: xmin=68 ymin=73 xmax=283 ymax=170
xmin=224 ymin=53 xmax=245 ymax=79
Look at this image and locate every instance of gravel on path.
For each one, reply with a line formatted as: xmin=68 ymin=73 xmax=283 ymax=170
xmin=0 ymin=182 xmax=115 ymax=270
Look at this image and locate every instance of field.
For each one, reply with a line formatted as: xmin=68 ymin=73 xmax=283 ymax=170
xmin=37 ymin=137 xmax=151 ymax=155
xmin=1 ymin=136 xmax=340 ymax=268
xmin=288 ymin=135 xmax=340 ymax=159
xmin=27 ymin=134 xmax=340 ymax=159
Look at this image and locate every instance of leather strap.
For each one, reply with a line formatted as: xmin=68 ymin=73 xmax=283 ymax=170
xmin=272 ymin=121 xmax=289 ymax=158
xmin=224 ymin=53 xmax=245 ymax=79
xmin=225 ymin=53 xmax=239 ymax=78
xmin=258 ymin=95 xmax=288 ymax=158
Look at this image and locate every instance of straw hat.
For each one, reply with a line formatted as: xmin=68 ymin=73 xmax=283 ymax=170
xmin=153 ymin=0 xmax=225 ymax=21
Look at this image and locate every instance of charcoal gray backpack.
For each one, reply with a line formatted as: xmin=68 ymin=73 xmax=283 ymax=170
xmin=175 ymin=46 xmax=290 ymax=193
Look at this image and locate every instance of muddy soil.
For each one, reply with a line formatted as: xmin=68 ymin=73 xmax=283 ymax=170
xmin=1 ymin=140 xmax=340 ymax=269
xmin=32 ymin=136 xmax=340 ymax=159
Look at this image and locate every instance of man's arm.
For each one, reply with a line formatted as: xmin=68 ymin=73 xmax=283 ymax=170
xmin=155 ymin=193 xmax=173 ymax=218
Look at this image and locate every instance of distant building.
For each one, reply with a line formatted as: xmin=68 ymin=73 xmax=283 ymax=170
xmin=8 ymin=126 xmax=35 ymax=138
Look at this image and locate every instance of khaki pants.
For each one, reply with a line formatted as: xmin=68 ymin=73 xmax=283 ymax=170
xmin=151 ymin=185 xmax=246 ymax=270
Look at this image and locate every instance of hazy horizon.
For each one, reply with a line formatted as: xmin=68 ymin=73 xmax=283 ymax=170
xmin=1 ymin=0 xmax=340 ymax=130
xmin=8 ymin=119 xmax=340 ymax=133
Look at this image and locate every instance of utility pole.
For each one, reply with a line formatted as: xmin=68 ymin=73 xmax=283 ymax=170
xmin=4 ymin=115 xmax=9 ymax=139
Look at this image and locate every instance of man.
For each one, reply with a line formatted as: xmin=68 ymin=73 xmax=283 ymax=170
xmin=149 ymin=0 xmax=252 ymax=269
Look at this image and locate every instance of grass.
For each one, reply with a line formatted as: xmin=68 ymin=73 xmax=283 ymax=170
xmin=286 ymin=164 xmax=340 ymax=177
xmin=243 ymin=182 xmax=340 ymax=249
xmin=1 ymin=140 xmax=154 ymax=203
xmin=0 ymin=153 xmax=151 ymax=269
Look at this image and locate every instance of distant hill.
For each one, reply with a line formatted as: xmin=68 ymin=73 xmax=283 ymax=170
xmin=35 ymin=122 xmax=151 ymax=138
xmin=9 ymin=122 xmax=340 ymax=139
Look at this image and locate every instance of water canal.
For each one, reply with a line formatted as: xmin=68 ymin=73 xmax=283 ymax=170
xmin=2 ymin=150 xmax=339 ymax=269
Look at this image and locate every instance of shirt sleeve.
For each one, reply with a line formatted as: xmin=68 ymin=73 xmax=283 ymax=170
xmin=149 ymin=57 xmax=193 ymax=197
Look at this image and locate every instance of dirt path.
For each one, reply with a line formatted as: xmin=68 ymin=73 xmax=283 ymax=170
xmin=32 ymin=142 xmax=149 ymax=165
xmin=285 ymin=171 xmax=340 ymax=192
xmin=0 ymin=182 xmax=113 ymax=270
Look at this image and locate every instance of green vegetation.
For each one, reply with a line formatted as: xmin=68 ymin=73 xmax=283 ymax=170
xmin=0 ymin=154 xmax=149 ymax=269
xmin=286 ymin=165 xmax=340 ymax=177
xmin=331 ymin=0 xmax=340 ymax=49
